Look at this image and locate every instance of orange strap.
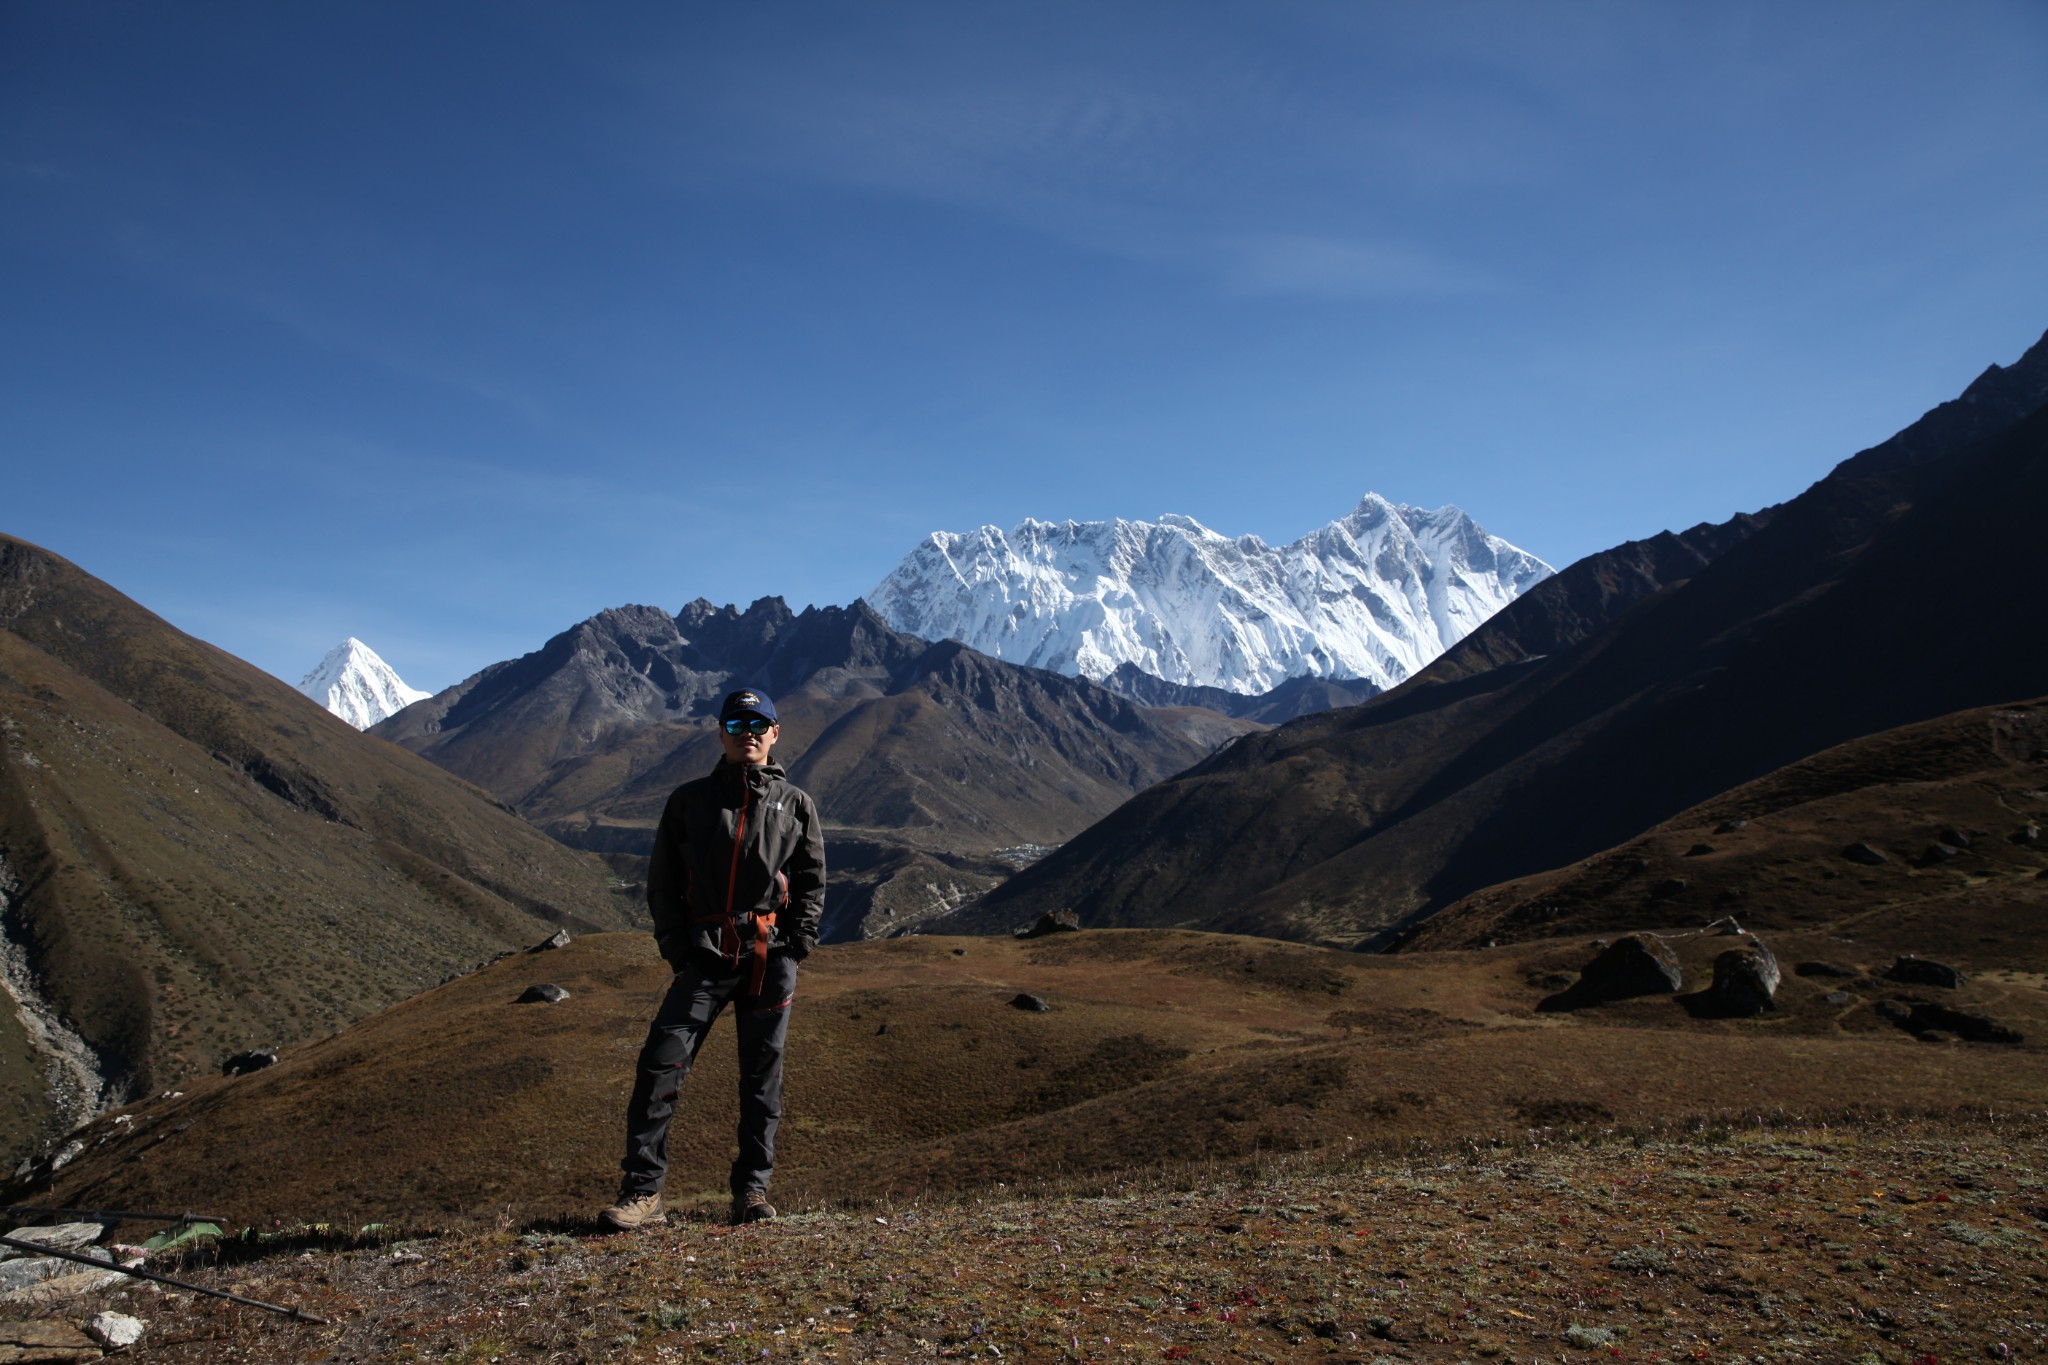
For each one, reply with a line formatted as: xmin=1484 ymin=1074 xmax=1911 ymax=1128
xmin=750 ymin=912 xmax=777 ymax=996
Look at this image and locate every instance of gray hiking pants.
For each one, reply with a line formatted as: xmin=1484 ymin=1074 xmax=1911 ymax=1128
xmin=619 ymin=951 xmax=797 ymax=1198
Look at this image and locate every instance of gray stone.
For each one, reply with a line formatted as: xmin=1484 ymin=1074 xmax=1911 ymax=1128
xmin=1824 ymin=991 xmax=1853 ymax=1005
xmin=1684 ymin=843 xmax=1715 ymax=857
xmin=516 ymin=983 xmax=570 ymax=1004
xmin=0 ymin=1248 xmax=111 ymax=1293
xmin=1650 ymin=877 xmax=1689 ymax=899
xmin=2012 ymin=823 xmax=2041 ymax=846
xmin=1921 ymin=843 xmax=1964 ymax=864
xmin=531 ymin=929 xmax=572 ymax=952
xmin=1843 ymin=842 xmax=1890 ymax=866
xmin=0 ymin=1223 xmax=105 ymax=1259
xmin=1885 ymin=956 xmax=1966 ymax=989
xmin=86 ymin=1311 xmax=146 ymax=1349
xmin=1937 ymin=827 xmax=1972 ymax=849
xmin=1714 ymin=819 xmax=1749 ymax=834
xmin=1703 ymin=942 xmax=1780 ymax=1017
xmin=1009 ymin=992 xmax=1052 ymax=1012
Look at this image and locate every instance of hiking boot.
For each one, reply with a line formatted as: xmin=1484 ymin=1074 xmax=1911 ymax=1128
xmin=598 ymin=1187 xmax=666 ymax=1231
xmin=730 ymin=1189 xmax=776 ymax=1225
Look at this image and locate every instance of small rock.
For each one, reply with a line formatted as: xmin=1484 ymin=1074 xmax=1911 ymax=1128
xmin=1010 ymin=993 xmax=1052 ymax=1012
xmin=1622 ymin=857 xmax=1651 ymax=874
xmin=1824 ymin=991 xmax=1853 ymax=1005
xmin=1886 ymin=956 xmax=1966 ymax=989
xmin=2012 ymin=823 xmax=2041 ymax=846
xmin=1684 ymin=843 xmax=1715 ymax=857
xmin=1651 ymin=877 xmax=1689 ymax=899
xmin=87 ymin=1311 xmax=146 ymax=1348
xmin=516 ymin=983 xmax=570 ymax=1004
xmin=952 ymin=948 xmax=966 ymax=956
xmin=531 ymin=929 xmax=572 ymax=952
xmin=1714 ymin=819 xmax=1750 ymax=834
xmin=1703 ymin=942 xmax=1780 ymax=1017
xmin=1843 ymin=842 xmax=1890 ymax=866
xmin=1921 ymin=843 xmax=1964 ymax=864
xmin=876 ymin=1023 xmax=891 ymax=1035
xmin=1013 ymin=910 xmax=1081 ymax=939
xmin=222 ymin=1048 xmax=277 ymax=1076
xmin=1936 ymin=827 xmax=1972 ymax=849
xmin=1707 ymin=916 xmax=1745 ymax=936
xmin=1794 ymin=960 xmax=1857 ymax=978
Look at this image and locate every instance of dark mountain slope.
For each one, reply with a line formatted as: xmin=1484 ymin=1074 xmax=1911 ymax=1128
xmin=0 ymin=535 xmax=634 ymax=1165
xmin=375 ymin=599 xmax=1254 ymax=935
xmin=949 ymin=330 xmax=2048 ymax=944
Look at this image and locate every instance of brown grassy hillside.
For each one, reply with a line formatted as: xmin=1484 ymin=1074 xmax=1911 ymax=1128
xmin=0 ymin=535 xmax=638 ymax=1166
xmin=17 ymin=927 xmax=2047 ymax=1239
xmin=1406 ymin=695 xmax=2048 ymax=957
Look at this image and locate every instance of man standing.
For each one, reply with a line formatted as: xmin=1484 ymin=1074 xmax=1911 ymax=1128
xmin=600 ymin=687 xmax=826 ymax=1231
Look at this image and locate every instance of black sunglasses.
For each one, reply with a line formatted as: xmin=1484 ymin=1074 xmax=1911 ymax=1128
xmin=722 ymin=716 xmax=774 ymax=736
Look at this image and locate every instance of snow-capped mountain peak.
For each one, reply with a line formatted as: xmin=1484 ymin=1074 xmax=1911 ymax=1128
xmin=867 ymin=496 xmax=1552 ymax=695
xmin=296 ymin=638 xmax=431 ymax=729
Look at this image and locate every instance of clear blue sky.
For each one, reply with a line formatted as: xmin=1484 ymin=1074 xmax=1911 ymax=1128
xmin=6 ymin=1 xmax=2045 ymax=693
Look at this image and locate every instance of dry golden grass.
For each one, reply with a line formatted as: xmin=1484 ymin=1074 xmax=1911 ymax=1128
xmin=19 ymin=927 xmax=2048 ymax=1241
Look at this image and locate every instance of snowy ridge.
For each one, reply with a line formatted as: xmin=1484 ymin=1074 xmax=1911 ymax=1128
xmin=868 ymin=494 xmax=1553 ymax=695
xmin=296 ymin=638 xmax=430 ymax=729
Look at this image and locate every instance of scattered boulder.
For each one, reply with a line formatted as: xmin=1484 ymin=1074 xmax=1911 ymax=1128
xmin=1886 ymin=956 xmax=1966 ymax=989
xmin=1874 ymin=1000 xmax=1913 ymax=1024
xmin=1684 ymin=844 xmax=1715 ymax=857
xmin=1014 ymin=910 xmax=1081 ymax=939
xmin=222 ymin=1048 xmax=277 ymax=1076
xmin=0 ymin=1320 xmax=99 ymax=1362
xmin=1699 ymin=942 xmax=1780 ymax=1017
xmin=1843 ymin=842 xmax=1890 ymax=866
xmin=875 ymin=1023 xmax=891 ymax=1035
xmin=1650 ymin=878 xmax=1689 ymax=899
xmin=1714 ymin=819 xmax=1750 ymax=834
xmin=86 ymin=1311 xmax=146 ymax=1349
xmin=1920 ymin=842 xmax=1965 ymax=865
xmin=516 ymin=983 xmax=571 ymax=1004
xmin=2012 ymin=822 xmax=2041 ymax=846
xmin=1010 ymin=993 xmax=1052 ymax=1012
xmin=1707 ymin=916 xmax=1745 ymax=936
xmin=1622 ymin=857 xmax=1651 ymax=874
xmin=1823 ymin=991 xmax=1854 ymax=1005
xmin=1794 ymin=960 xmax=1857 ymax=978
xmin=1936 ymin=827 xmax=1972 ymax=848
xmin=1906 ymin=1002 xmax=2022 ymax=1044
xmin=530 ymin=929 xmax=572 ymax=952
xmin=1540 ymin=934 xmax=1683 ymax=1011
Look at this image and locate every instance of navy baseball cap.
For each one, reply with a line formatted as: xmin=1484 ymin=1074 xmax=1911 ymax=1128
xmin=719 ymin=688 xmax=777 ymax=724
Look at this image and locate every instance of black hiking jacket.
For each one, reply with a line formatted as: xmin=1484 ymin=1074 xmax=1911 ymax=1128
xmin=646 ymin=758 xmax=826 ymax=971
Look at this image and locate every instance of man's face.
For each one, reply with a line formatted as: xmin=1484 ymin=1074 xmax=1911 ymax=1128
xmin=720 ymin=714 xmax=778 ymax=766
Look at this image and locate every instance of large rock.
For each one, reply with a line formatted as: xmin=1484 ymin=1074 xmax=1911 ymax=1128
xmin=1843 ymin=842 xmax=1890 ymax=866
xmin=1701 ymin=941 xmax=1780 ymax=1017
xmin=1541 ymin=934 xmax=1683 ymax=1010
xmin=86 ymin=1312 xmax=146 ymax=1349
xmin=1014 ymin=910 xmax=1081 ymax=940
xmin=0 ymin=1246 xmax=111 ymax=1293
xmin=516 ymin=983 xmax=570 ymax=1004
xmin=1905 ymin=1002 xmax=2022 ymax=1044
xmin=1885 ymin=956 xmax=1966 ymax=989
xmin=222 ymin=1047 xmax=278 ymax=1076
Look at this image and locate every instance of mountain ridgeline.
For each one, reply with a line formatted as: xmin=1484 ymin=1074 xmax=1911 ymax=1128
xmin=943 ymin=328 xmax=2048 ymax=946
xmin=370 ymin=598 xmax=1257 ymax=938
